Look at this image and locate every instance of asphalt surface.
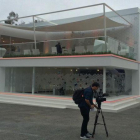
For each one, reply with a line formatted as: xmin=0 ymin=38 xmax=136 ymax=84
xmin=0 ymin=103 xmax=139 ymax=140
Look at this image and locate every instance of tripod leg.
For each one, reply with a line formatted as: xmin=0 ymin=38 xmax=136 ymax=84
xmin=92 ymin=110 xmax=99 ymax=138
xmin=101 ymin=109 xmax=109 ymax=137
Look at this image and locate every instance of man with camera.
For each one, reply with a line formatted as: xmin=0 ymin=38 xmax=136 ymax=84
xmin=78 ymin=82 xmax=100 ymax=139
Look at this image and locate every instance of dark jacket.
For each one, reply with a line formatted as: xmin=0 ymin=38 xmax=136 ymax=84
xmin=78 ymin=87 xmax=94 ymax=109
xmin=55 ymin=44 xmax=62 ymax=54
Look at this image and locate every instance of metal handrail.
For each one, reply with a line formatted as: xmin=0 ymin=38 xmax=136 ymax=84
xmin=0 ymin=36 xmax=102 ymax=46
xmin=105 ymin=4 xmax=131 ymax=25
xmin=0 ymin=36 xmax=132 ymax=49
xmin=0 ymin=3 xmax=104 ymax=22
xmin=0 ymin=3 xmax=131 ymax=26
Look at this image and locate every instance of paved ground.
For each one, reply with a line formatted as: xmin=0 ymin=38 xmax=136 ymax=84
xmin=0 ymin=103 xmax=139 ymax=140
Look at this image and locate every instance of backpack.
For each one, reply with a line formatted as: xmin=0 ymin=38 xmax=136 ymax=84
xmin=72 ymin=89 xmax=84 ymax=104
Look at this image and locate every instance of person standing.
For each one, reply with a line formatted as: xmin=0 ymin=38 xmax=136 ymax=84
xmin=55 ymin=42 xmax=62 ymax=54
xmin=78 ymin=82 xmax=100 ymax=139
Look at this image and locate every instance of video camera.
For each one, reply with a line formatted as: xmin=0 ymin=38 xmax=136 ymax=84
xmin=95 ymin=89 xmax=109 ymax=109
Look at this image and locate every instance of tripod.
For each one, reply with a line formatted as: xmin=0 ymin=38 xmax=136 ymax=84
xmin=92 ymin=107 xmax=108 ymax=138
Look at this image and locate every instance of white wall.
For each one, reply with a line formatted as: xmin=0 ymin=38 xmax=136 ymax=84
xmin=132 ymin=65 xmax=140 ymax=95
xmin=0 ymin=56 xmax=138 ymax=70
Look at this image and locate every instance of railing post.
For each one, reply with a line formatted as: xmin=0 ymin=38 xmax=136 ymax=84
xmin=33 ymin=16 xmax=37 ymax=49
xmin=9 ymin=36 xmax=12 ymax=55
xmin=103 ymin=67 xmax=106 ymax=94
xmin=10 ymin=68 xmax=14 ymax=92
xmin=32 ymin=67 xmax=35 ymax=94
xmin=103 ymin=4 xmax=107 ymax=52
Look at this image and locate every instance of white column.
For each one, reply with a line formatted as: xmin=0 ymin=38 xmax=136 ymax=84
xmin=33 ymin=16 xmax=37 ymax=49
xmin=0 ymin=67 xmax=5 ymax=92
xmin=103 ymin=67 xmax=106 ymax=93
xmin=10 ymin=68 xmax=13 ymax=92
xmin=32 ymin=67 xmax=35 ymax=94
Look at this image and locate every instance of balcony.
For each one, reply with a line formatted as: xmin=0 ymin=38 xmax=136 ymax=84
xmin=0 ymin=3 xmax=135 ymax=60
xmin=0 ymin=36 xmax=135 ymax=60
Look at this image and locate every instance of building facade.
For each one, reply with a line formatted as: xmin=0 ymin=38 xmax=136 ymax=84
xmin=0 ymin=4 xmax=140 ymax=97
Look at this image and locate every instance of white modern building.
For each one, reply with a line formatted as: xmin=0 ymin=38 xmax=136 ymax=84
xmin=0 ymin=3 xmax=140 ymax=111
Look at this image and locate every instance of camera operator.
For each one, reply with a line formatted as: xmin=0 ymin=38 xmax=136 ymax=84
xmin=78 ymin=82 xmax=100 ymax=139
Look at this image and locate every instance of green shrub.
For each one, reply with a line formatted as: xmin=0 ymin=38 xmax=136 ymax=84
xmin=3 ymin=51 xmax=136 ymax=60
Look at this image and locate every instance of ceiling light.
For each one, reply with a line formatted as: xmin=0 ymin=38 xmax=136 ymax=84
xmin=97 ymin=69 xmax=100 ymax=72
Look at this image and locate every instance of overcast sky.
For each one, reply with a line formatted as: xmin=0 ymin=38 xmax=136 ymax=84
xmin=0 ymin=0 xmax=140 ymax=21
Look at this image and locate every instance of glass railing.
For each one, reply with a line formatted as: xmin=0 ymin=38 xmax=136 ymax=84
xmin=0 ymin=36 xmax=135 ymax=60
xmin=106 ymin=36 xmax=135 ymax=59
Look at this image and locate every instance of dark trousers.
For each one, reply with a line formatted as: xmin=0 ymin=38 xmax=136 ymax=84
xmin=80 ymin=107 xmax=90 ymax=136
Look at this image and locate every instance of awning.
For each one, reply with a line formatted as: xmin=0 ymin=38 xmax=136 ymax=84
xmin=1 ymin=15 xmax=128 ymax=32
xmin=35 ymin=15 xmax=127 ymax=32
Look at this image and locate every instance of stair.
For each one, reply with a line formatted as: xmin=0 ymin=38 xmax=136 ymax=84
xmin=0 ymin=93 xmax=139 ymax=112
xmin=66 ymin=96 xmax=140 ymax=112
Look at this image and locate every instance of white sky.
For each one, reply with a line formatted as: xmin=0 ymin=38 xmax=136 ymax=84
xmin=0 ymin=0 xmax=140 ymax=21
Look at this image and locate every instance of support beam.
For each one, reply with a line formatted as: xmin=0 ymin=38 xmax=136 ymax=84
xmin=32 ymin=67 xmax=35 ymax=94
xmin=10 ymin=68 xmax=13 ymax=92
xmin=103 ymin=4 xmax=107 ymax=52
xmin=0 ymin=67 xmax=5 ymax=92
xmin=103 ymin=67 xmax=106 ymax=93
xmin=33 ymin=16 xmax=37 ymax=49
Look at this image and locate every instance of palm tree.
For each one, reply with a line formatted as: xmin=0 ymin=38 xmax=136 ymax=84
xmin=5 ymin=11 xmax=19 ymax=25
